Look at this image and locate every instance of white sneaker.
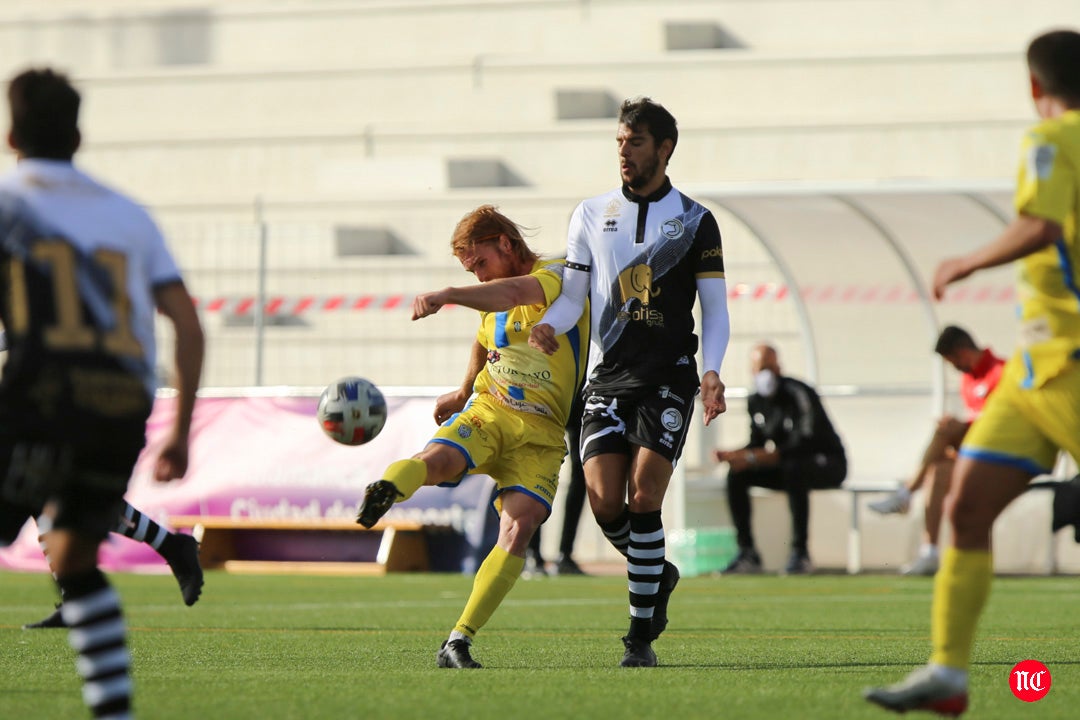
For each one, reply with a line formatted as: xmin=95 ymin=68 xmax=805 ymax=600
xmin=864 ymin=665 xmax=968 ymax=716
xmin=868 ymin=488 xmax=910 ymax=515
xmin=901 ymin=553 xmax=940 ymax=576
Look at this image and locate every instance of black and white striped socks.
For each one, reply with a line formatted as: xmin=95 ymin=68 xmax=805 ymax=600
xmin=627 ymin=510 xmax=665 ymax=640
xmin=113 ymin=502 xmax=169 ymax=551
xmin=58 ymin=569 xmax=132 ymax=719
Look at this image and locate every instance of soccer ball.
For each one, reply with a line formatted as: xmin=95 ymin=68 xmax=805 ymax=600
xmin=316 ymin=376 xmax=388 ymax=446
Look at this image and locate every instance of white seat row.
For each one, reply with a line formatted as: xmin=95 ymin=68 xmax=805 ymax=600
xmin=0 ymin=0 xmax=1070 ymax=75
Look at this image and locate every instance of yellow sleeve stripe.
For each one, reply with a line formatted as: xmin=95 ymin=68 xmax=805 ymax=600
xmin=695 ymin=271 xmax=726 ymax=279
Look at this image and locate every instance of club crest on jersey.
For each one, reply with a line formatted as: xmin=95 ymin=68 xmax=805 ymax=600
xmin=458 ymin=424 xmax=473 ymax=439
xmin=1028 ymin=143 xmax=1056 ymax=180
xmin=618 ymin=264 xmax=661 ymax=305
xmin=487 ymin=350 xmax=501 ymax=364
xmin=661 ymin=408 xmax=683 ymax=431
xmin=661 ymin=219 xmax=684 ymax=239
xmin=604 ymin=198 xmax=623 ymax=217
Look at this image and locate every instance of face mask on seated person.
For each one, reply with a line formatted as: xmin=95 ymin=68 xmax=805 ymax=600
xmin=754 ymin=369 xmax=779 ymax=398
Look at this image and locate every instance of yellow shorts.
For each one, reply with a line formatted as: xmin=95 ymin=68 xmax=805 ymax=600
xmin=960 ymin=356 xmax=1080 ymax=475
xmin=431 ymin=392 xmax=566 ymax=514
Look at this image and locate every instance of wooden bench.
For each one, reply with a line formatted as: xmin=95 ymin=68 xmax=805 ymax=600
xmin=168 ymin=516 xmax=431 ymax=576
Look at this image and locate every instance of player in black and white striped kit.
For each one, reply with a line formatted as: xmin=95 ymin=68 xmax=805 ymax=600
xmin=530 ymin=97 xmax=730 ymax=667
xmin=0 ymin=69 xmax=204 ymax=719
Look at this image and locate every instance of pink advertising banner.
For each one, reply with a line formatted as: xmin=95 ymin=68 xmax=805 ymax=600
xmin=0 ymin=392 xmax=493 ymax=574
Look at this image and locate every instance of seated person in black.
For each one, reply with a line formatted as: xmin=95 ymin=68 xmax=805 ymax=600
xmin=713 ymin=343 xmax=846 ymax=574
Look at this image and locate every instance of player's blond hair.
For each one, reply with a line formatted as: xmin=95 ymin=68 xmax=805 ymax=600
xmin=450 ymin=205 xmax=538 ymax=264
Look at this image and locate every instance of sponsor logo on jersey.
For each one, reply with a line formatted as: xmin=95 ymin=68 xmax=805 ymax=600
xmin=489 ymin=365 xmax=552 ymax=382
xmin=700 ymin=246 xmax=724 ymax=260
xmin=661 ymin=408 xmax=683 ymax=431
xmin=491 ymin=390 xmax=553 ymax=418
xmin=532 ymin=481 xmax=555 ymax=500
xmin=658 ymin=386 xmax=685 ymax=404
xmin=487 ymin=349 xmax=501 ymax=364
xmin=603 ymin=219 xmax=618 ymax=233
xmin=616 ymin=307 xmax=664 ymax=326
xmin=661 ymin=219 xmax=684 ymax=239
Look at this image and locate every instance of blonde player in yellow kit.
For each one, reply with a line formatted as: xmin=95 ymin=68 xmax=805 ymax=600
xmin=356 ymin=205 xmax=589 ymax=669
xmin=866 ymin=29 xmax=1080 ymax=716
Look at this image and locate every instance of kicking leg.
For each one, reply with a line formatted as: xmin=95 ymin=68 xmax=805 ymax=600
xmin=358 ymin=444 xmax=468 ymax=528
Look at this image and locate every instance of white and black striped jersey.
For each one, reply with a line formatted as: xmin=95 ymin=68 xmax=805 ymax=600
xmin=0 ymin=159 xmax=182 ymax=434
xmin=566 ymin=179 xmax=726 ymax=391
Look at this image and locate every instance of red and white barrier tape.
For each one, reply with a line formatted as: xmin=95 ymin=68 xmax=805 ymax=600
xmin=192 ymin=284 xmax=1015 ymax=315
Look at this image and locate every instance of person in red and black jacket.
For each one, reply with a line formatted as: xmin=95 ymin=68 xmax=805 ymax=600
xmin=868 ymin=325 xmax=1005 ymax=576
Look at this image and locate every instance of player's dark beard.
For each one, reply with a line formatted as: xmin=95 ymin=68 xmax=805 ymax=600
xmin=625 ymin=152 xmax=660 ymax=190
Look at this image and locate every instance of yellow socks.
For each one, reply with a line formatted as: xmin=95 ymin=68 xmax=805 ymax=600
xmin=382 ymin=458 xmax=427 ymax=501
xmin=930 ymin=547 xmax=993 ymax=669
xmin=453 ymin=545 xmax=524 ymax=639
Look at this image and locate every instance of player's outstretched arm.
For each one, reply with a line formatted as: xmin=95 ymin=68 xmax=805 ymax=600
xmin=413 ymin=276 xmax=546 ymax=320
xmin=152 ymin=281 xmax=205 ymax=482
xmin=933 ymin=214 xmax=1061 ymax=300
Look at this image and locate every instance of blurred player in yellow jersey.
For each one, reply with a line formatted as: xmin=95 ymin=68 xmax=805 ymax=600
xmin=356 ymin=205 xmax=589 ymax=669
xmin=866 ymin=28 xmax=1080 ymax=716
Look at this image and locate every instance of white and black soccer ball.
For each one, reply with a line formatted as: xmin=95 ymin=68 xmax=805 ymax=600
xmin=316 ymin=376 xmax=388 ymax=446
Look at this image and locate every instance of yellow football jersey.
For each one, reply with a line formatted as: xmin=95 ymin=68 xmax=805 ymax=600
xmin=1011 ymin=109 xmax=1080 ymax=387
xmin=472 ymin=260 xmax=589 ymax=428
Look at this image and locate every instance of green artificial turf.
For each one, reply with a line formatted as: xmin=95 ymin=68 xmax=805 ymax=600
xmin=1 ymin=570 xmax=1074 ymax=719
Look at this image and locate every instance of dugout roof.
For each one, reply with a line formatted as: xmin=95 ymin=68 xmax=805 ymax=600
xmin=688 ymin=181 xmax=1017 ymax=413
